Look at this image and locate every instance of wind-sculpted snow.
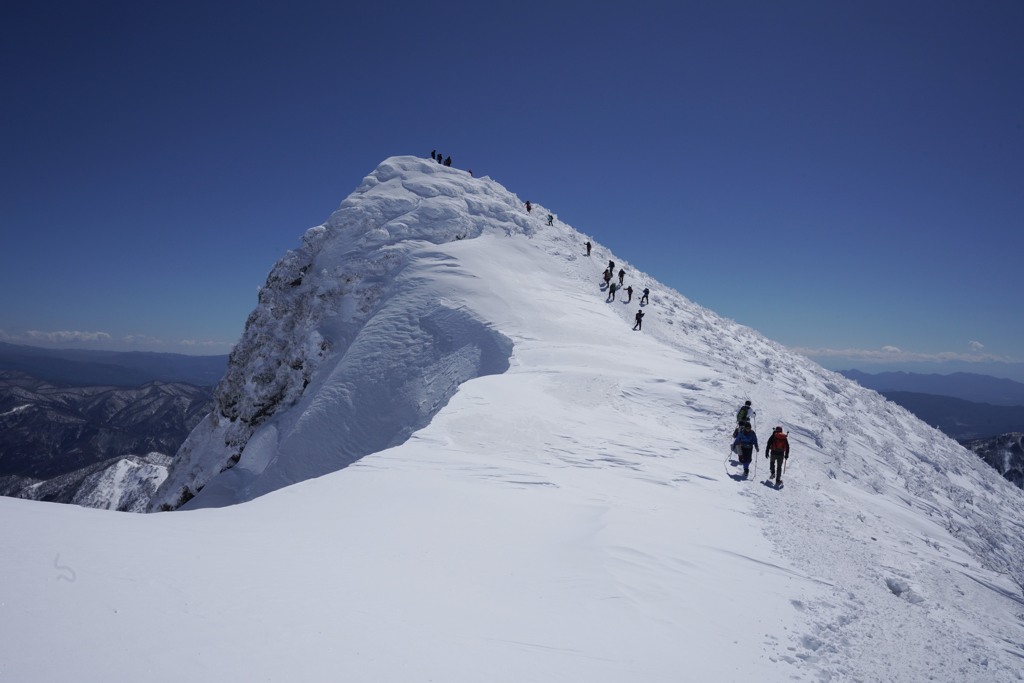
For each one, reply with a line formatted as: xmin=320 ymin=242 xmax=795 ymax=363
xmin=152 ymin=157 xmax=520 ymax=509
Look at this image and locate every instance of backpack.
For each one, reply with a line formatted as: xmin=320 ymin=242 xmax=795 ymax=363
xmin=737 ymin=406 xmax=749 ymax=422
xmin=770 ymin=432 xmax=788 ymax=452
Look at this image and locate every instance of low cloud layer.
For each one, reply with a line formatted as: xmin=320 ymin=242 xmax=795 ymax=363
xmin=1 ymin=329 xmax=233 ymax=353
xmin=793 ymin=344 xmax=1016 ymax=364
xmin=25 ymin=330 xmax=113 ymax=344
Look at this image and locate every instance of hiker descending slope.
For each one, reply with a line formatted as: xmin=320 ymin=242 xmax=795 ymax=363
xmin=765 ymin=426 xmax=790 ymax=488
xmin=732 ymin=423 xmax=758 ymax=478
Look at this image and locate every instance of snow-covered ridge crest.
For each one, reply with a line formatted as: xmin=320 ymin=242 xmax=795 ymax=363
xmin=151 ymin=157 xmax=523 ymax=510
xmin=9 ymin=155 xmax=1024 ymax=680
xmin=147 ymin=153 xmax=1024 ymax=604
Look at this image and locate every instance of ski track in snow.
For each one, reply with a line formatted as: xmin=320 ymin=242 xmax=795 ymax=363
xmin=3 ymin=156 xmax=1024 ymax=682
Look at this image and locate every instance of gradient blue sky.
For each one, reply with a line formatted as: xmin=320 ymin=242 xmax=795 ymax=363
xmin=2 ymin=1 xmax=1022 ymax=378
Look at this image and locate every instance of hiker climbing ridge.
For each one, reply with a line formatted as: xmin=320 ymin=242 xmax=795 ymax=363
xmin=731 ymin=422 xmax=758 ymax=479
xmin=765 ymin=426 xmax=790 ymax=488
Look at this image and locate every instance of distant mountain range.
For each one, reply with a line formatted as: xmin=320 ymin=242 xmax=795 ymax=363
xmin=839 ymin=370 xmax=1024 ymax=438
xmin=0 ymin=452 xmax=174 ymax=512
xmin=0 ymin=341 xmax=228 ymax=387
xmin=0 ymin=344 xmax=223 ymax=509
xmin=873 ymin=391 xmax=1024 ymax=441
xmin=840 ymin=369 xmax=1024 ymax=406
xmin=0 ymin=371 xmax=213 ymax=480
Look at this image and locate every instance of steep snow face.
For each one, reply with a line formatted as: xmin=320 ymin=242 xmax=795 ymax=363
xmin=152 ymin=158 xmax=521 ymax=509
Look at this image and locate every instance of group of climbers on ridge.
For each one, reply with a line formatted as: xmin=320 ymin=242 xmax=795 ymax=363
xmin=507 ymin=184 xmax=654 ymax=335
xmin=421 ymin=151 xmax=794 ymax=490
xmin=587 ymin=248 xmax=651 ymax=332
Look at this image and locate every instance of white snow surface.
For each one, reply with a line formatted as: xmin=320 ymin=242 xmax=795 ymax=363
xmin=3 ymin=156 xmax=1024 ymax=682
xmin=70 ymin=453 xmax=173 ymax=512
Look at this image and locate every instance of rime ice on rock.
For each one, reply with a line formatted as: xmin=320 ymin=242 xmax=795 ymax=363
xmin=151 ymin=157 xmax=521 ymax=510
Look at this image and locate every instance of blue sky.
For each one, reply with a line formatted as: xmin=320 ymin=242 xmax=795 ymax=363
xmin=2 ymin=1 xmax=1022 ymax=378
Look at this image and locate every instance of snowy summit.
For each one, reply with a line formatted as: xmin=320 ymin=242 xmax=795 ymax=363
xmin=3 ymin=156 xmax=1024 ymax=682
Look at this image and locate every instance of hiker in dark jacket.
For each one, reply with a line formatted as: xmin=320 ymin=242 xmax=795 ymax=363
xmin=640 ymin=287 xmax=649 ymax=305
xmin=625 ymin=286 xmax=633 ymax=303
xmin=765 ymin=426 xmax=790 ymax=486
xmin=444 ymin=156 xmax=452 ymax=166
xmin=732 ymin=424 xmax=758 ymax=477
xmin=633 ymin=309 xmax=644 ymax=331
xmin=618 ymin=268 xmax=625 ymax=286
xmin=608 ymin=282 xmax=618 ymax=301
xmin=585 ymin=241 xmax=592 ymax=256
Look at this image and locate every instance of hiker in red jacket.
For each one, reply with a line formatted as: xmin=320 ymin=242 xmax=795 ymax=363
xmin=765 ymin=426 xmax=790 ymax=487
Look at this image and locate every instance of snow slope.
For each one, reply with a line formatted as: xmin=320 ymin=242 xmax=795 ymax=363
xmin=2 ymin=157 xmax=1024 ymax=682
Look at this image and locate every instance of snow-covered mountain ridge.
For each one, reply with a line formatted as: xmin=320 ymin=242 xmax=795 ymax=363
xmin=152 ymin=157 xmax=524 ymax=509
xmin=4 ymin=156 xmax=1024 ymax=681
